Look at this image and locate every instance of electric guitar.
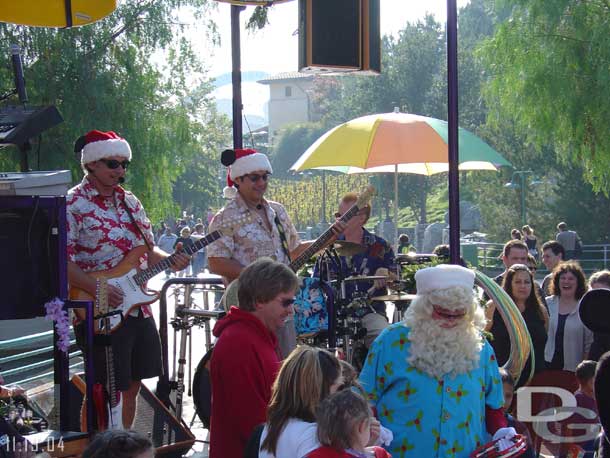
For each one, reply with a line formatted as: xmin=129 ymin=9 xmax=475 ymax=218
xmin=91 ymin=278 xmax=123 ymax=430
xmin=221 ymin=186 xmax=376 ymax=309
xmin=70 ymin=214 xmax=251 ymax=333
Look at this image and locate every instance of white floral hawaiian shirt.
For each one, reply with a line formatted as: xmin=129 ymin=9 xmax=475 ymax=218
xmin=66 ymin=176 xmax=155 ymax=318
xmin=207 ymin=193 xmax=301 ymax=270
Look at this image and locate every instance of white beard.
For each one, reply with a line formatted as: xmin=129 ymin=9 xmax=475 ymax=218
xmin=404 ymin=293 xmax=486 ymax=380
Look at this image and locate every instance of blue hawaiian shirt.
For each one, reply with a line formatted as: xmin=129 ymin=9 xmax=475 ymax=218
xmin=359 ymin=323 xmax=504 ymax=458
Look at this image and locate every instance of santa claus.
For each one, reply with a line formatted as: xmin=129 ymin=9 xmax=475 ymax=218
xmin=359 ymin=264 xmax=516 ymax=458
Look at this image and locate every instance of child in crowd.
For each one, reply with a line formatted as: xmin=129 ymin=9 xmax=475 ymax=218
xmin=570 ymin=360 xmax=600 ymax=457
xmin=500 ymin=369 xmax=535 ymax=458
xmin=306 ymin=390 xmax=391 ymax=458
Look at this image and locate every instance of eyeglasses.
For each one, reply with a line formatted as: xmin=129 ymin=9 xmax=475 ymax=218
xmin=99 ymin=158 xmax=130 ymax=170
xmin=279 ymin=297 xmax=295 ymax=308
xmin=245 ymin=173 xmax=271 ymax=183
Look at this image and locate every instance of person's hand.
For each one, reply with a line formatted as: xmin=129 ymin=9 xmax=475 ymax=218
xmin=171 ymin=242 xmax=192 ymax=272
xmin=492 ymin=426 xmax=517 ymax=451
xmin=373 ymin=268 xmax=389 ymax=290
xmin=328 ymin=220 xmax=347 ymax=243
xmin=376 ymin=424 xmax=394 ymax=447
xmin=107 ymin=284 xmax=125 ymax=309
xmin=367 ymin=417 xmax=381 ymax=446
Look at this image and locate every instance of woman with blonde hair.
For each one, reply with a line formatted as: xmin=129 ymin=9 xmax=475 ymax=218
xmin=258 ymin=346 xmax=343 ymax=458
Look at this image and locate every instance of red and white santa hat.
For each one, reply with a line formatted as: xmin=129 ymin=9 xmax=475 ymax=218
xmin=74 ymin=130 xmax=132 ymax=165
xmin=221 ymin=148 xmax=273 ymax=199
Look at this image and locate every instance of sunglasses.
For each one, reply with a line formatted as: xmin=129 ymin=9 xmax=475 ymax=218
xmin=279 ymin=297 xmax=295 ymax=308
xmin=99 ymin=158 xmax=130 ymax=170
xmin=244 ymin=173 xmax=271 ymax=183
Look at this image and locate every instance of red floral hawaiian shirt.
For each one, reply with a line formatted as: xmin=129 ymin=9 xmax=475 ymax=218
xmin=67 ymin=176 xmax=155 ymax=317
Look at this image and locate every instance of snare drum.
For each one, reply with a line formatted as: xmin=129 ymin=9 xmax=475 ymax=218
xmin=294 ymin=277 xmax=328 ymax=337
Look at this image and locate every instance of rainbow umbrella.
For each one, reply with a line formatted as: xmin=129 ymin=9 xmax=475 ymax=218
xmin=291 ymin=112 xmax=510 ymax=174
xmin=0 ymin=0 xmax=116 ymax=28
xmin=290 ymin=111 xmax=511 ymax=246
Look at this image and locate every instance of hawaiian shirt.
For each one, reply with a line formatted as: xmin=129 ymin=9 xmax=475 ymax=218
xmin=314 ymin=228 xmax=395 ymax=305
xmin=359 ymin=324 xmax=504 ymax=458
xmin=207 ymin=193 xmax=300 ymax=269
xmin=66 ymin=175 xmax=155 ymax=317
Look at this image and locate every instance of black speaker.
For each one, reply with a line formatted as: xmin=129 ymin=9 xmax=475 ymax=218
xmin=70 ymin=375 xmax=195 ymax=458
xmin=298 ymin=0 xmax=380 ymax=73
xmin=0 ymin=198 xmax=63 ymax=320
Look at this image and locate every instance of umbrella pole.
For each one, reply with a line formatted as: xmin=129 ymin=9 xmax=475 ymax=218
xmin=394 ymin=165 xmax=398 ymax=251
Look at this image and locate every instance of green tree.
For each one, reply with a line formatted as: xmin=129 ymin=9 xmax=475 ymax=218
xmin=269 ymin=122 xmax=326 ymax=179
xmin=479 ymin=0 xmax=610 ymax=193
xmin=0 ymin=0 xmax=229 ymax=223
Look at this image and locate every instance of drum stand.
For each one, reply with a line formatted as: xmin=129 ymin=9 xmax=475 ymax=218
xmin=168 ymin=280 xmax=225 ymax=423
xmin=318 ymin=248 xmax=370 ymax=365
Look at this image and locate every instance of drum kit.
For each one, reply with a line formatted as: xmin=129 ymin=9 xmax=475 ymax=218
xmin=298 ymin=242 xmax=436 ymax=369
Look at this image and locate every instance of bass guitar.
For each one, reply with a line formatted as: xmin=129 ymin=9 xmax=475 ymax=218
xmin=91 ymin=278 xmax=123 ymax=430
xmin=221 ymin=186 xmax=375 ymax=309
xmin=71 ymin=214 xmax=251 ymax=333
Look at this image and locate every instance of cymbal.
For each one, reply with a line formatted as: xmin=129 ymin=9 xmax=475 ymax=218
xmin=342 ymin=275 xmax=387 ymax=282
xmin=396 ymin=253 xmax=438 ymax=264
xmin=370 ymin=293 xmax=417 ymax=302
xmin=333 ymin=240 xmax=366 ymax=256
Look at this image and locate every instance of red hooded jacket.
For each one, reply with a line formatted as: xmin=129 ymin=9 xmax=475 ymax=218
xmin=209 ymin=306 xmax=280 ymax=458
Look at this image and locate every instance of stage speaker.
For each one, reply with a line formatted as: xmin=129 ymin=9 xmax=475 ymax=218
xmin=0 ymin=201 xmax=62 ymax=319
xmin=298 ymin=0 xmax=380 ymax=73
xmin=70 ymin=375 xmax=195 ymax=458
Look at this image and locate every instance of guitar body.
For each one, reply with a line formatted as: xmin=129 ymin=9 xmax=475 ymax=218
xmin=106 ymin=391 xmax=124 ymax=430
xmin=70 ymin=245 xmax=158 ymax=333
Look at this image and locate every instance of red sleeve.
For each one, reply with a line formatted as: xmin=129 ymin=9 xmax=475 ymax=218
xmin=486 ymin=406 xmax=508 ymax=434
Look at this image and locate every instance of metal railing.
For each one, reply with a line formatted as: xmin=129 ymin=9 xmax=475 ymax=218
xmin=466 ymin=242 xmax=610 ymax=277
xmin=0 ymin=330 xmax=82 ymax=385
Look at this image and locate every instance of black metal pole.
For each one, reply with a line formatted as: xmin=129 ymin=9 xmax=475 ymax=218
xmin=447 ymin=0 xmax=460 ymax=265
xmin=231 ymin=5 xmax=244 ymax=149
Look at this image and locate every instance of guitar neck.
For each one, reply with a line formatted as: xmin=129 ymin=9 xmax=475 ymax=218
xmin=134 ymin=230 xmax=223 ymax=285
xmin=104 ymin=329 xmax=120 ymax=409
xmin=290 ymin=205 xmax=359 ymax=272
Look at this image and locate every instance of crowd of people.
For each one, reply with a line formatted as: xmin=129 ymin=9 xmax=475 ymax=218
xmin=5 ymin=132 xmax=603 ymax=458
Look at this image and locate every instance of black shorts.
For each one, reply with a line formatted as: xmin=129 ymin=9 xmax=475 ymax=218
xmin=75 ymin=315 xmax=163 ymax=391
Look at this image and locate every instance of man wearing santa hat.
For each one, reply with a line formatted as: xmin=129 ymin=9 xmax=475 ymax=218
xmin=67 ymin=130 xmax=190 ymax=428
xmin=208 ymin=148 xmax=344 ymax=357
xmin=359 ymin=264 xmax=517 ymax=458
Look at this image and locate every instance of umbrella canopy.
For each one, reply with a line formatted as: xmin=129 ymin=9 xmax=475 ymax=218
xmin=291 ymin=112 xmax=510 ymax=175
xmin=290 ymin=112 xmax=511 ymax=248
xmin=0 ymin=0 xmax=116 ymax=28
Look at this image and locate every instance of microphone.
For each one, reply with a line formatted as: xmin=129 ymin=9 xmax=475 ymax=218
xmin=10 ymin=44 xmax=28 ymax=105
xmin=118 ymin=177 xmax=125 ymax=184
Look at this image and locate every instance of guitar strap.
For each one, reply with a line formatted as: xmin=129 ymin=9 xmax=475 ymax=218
xmin=121 ymin=197 xmax=153 ymax=251
xmin=273 ymin=212 xmax=291 ymax=262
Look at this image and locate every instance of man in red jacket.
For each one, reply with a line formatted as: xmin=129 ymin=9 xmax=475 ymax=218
xmin=209 ymin=257 xmax=300 ymax=458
